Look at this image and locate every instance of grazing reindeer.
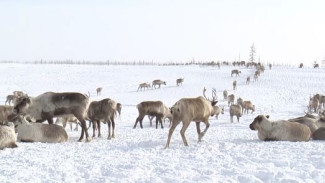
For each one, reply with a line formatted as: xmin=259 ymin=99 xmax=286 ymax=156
xmin=133 ymin=101 xmax=170 ymax=129
xmin=152 ymin=79 xmax=166 ymax=89
xmin=138 ymin=82 xmax=151 ymax=91
xmin=231 ymin=69 xmax=241 ymax=77
xmin=96 ymin=87 xmax=102 ymax=96
xmin=176 ymin=78 xmax=184 ymax=86
xmin=87 ymin=98 xmax=118 ymax=139
xmin=165 ymin=87 xmax=217 ymax=147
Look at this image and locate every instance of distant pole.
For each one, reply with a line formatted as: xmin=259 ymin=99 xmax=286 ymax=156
xmin=249 ymin=43 xmax=256 ymax=63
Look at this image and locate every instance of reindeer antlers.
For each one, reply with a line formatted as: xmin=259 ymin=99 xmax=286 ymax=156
xmin=203 ymin=87 xmax=218 ymax=102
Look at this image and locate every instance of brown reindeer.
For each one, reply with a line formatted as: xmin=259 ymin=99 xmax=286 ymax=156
xmin=133 ymin=101 xmax=170 ymax=129
xmin=165 ymin=88 xmax=217 ymax=147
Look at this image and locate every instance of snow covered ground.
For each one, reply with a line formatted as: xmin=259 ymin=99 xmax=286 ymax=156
xmin=0 ymin=63 xmax=325 ymax=182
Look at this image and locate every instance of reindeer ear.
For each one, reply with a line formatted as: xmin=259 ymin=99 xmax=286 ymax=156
xmin=211 ymin=101 xmax=218 ymax=106
xmin=265 ymin=115 xmax=270 ymax=119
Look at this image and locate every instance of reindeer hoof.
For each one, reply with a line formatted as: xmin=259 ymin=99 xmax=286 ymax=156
xmin=107 ymin=137 xmax=112 ymax=140
xmin=86 ymin=137 xmax=92 ymax=142
xmin=78 ymin=139 xmax=83 ymax=142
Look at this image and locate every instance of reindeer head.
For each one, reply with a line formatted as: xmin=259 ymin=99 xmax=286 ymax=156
xmin=13 ymin=96 xmax=31 ymax=115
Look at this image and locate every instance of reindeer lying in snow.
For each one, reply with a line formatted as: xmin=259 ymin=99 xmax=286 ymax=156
xmin=8 ymin=114 xmax=68 ymax=143
xmin=250 ymin=115 xmax=311 ymax=141
xmin=0 ymin=122 xmax=17 ymax=150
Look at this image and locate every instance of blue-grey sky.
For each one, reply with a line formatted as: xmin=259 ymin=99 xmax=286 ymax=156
xmin=0 ymin=0 xmax=324 ymax=64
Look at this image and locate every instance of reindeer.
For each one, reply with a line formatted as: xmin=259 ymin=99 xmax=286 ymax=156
xmin=227 ymin=94 xmax=235 ymax=106
xmin=176 ymin=78 xmax=184 ymax=86
xmin=96 ymin=87 xmax=102 ymax=96
xmin=133 ymin=101 xmax=171 ymax=129
xmin=299 ymin=63 xmax=303 ymax=68
xmin=250 ymin=115 xmax=311 ymax=141
xmin=246 ymin=76 xmax=250 ymax=85
xmin=152 ymin=80 xmax=166 ymax=89
xmin=137 ymin=82 xmax=151 ymax=91
xmin=87 ymin=98 xmax=119 ymax=139
xmin=231 ymin=69 xmax=241 ymax=77
xmin=11 ymin=92 xmax=91 ymax=142
xmin=13 ymin=91 xmax=25 ymax=97
xmin=223 ymin=90 xmax=228 ymax=100
xmin=165 ymin=88 xmax=217 ymax=147
xmin=0 ymin=122 xmax=17 ymax=150
xmin=5 ymin=95 xmax=17 ymax=105
xmin=233 ymin=80 xmax=237 ymax=90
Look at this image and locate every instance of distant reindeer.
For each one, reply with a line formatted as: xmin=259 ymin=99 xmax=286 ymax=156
xmin=299 ymin=63 xmax=303 ymax=68
xmin=231 ymin=69 xmax=241 ymax=77
xmin=233 ymin=80 xmax=237 ymax=90
xmin=176 ymin=78 xmax=184 ymax=86
xmin=5 ymin=95 xmax=17 ymax=105
xmin=269 ymin=64 xmax=272 ymax=70
xmin=96 ymin=87 xmax=102 ymax=96
xmin=223 ymin=90 xmax=228 ymax=100
xmin=246 ymin=76 xmax=250 ymax=85
xmin=314 ymin=63 xmax=319 ymax=68
xmin=138 ymin=82 xmax=151 ymax=91
xmin=152 ymin=79 xmax=166 ymax=89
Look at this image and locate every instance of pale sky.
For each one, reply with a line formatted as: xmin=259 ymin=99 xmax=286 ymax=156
xmin=0 ymin=0 xmax=324 ymax=64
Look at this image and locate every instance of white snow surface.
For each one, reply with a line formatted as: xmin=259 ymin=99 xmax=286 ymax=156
xmin=0 ymin=63 xmax=325 ymax=182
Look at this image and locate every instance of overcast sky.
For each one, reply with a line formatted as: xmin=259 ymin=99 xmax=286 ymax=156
xmin=0 ymin=0 xmax=324 ymax=64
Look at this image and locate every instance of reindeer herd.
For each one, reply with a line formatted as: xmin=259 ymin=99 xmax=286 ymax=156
xmin=1 ymin=62 xmax=325 ymax=150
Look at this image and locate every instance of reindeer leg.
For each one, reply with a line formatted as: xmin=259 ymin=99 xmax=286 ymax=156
xmin=165 ymin=120 xmax=180 ymax=148
xmin=180 ymin=121 xmax=191 ymax=146
xmin=111 ymin=118 xmax=115 ymax=138
xmin=196 ymin=122 xmax=202 ymax=142
xmin=92 ymin=121 xmax=97 ymax=137
xmin=155 ymin=117 xmax=159 ymax=129
xmin=199 ymin=120 xmax=210 ymax=141
xmin=77 ymin=117 xmax=91 ymax=142
xmin=160 ymin=118 xmax=163 ymax=129
xmin=107 ymin=120 xmax=112 ymax=140
xmin=97 ymin=120 xmax=101 ymax=137
xmin=133 ymin=117 xmax=140 ymax=129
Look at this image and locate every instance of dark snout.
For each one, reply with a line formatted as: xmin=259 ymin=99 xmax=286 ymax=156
xmin=249 ymin=123 xmax=255 ymax=130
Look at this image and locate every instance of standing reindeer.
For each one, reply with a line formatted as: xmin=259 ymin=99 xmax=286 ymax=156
xmin=96 ymin=87 xmax=102 ymax=96
xmin=152 ymin=79 xmax=166 ymax=89
xmin=165 ymin=87 xmax=217 ymax=147
xmin=137 ymin=82 xmax=151 ymax=91
xmin=233 ymin=80 xmax=237 ymax=90
xmin=176 ymin=78 xmax=184 ymax=86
